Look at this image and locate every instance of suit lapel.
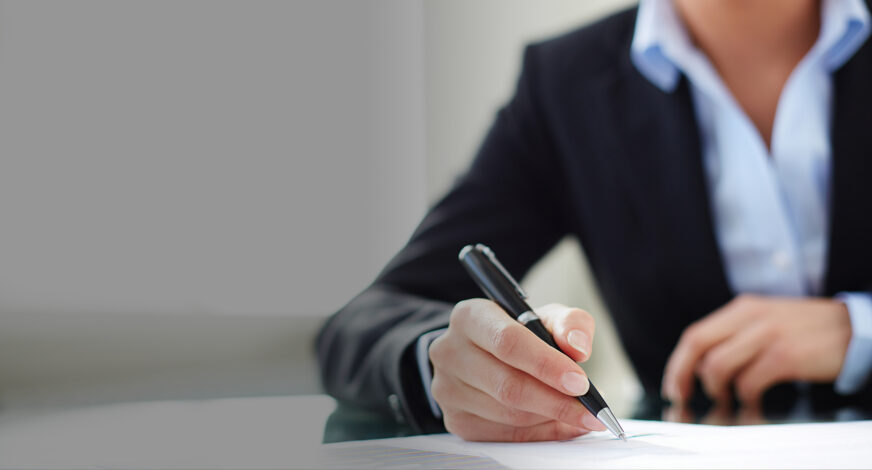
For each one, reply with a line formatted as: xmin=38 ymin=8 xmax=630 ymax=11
xmin=825 ymin=39 xmax=872 ymax=294
xmin=602 ymin=59 xmax=734 ymax=324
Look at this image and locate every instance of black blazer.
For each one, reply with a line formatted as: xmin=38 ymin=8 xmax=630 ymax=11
xmin=317 ymin=6 xmax=872 ymax=433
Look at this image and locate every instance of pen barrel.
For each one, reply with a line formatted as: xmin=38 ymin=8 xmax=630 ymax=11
xmin=524 ymin=318 xmax=560 ymax=350
xmin=458 ymin=246 xmax=531 ymax=317
xmin=578 ymin=379 xmax=607 ymax=415
xmin=528 ymin=317 xmax=605 ymax=412
xmin=459 ymin=244 xmax=618 ymax=432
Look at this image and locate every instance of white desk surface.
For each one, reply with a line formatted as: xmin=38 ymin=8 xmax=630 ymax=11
xmin=0 ymin=394 xmax=337 ymax=469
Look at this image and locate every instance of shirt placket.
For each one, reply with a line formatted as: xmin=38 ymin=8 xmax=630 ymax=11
xmin=678 ymin=52 xmax=808 ymax=297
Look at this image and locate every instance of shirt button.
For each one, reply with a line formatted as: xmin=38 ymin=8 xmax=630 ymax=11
xmin=771 ymin=250 xmax=792 ymax=271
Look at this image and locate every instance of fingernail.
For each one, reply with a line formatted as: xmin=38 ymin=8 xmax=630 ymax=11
xmin=582 ymin=412 xmax=607 ymax=431
xmin=561 ymin=371 xmax=589 ymax=396
xmin=567 ymin=330 xmax=591 ymax=358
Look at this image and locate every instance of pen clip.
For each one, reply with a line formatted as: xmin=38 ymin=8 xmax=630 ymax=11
xmin=476 ymin=244 xmax=528 ymax=300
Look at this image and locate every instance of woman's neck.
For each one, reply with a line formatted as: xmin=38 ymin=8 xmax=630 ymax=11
xmin=672 ymin=0 xmax=821 ymax=149
xmin=673 ymin=0 xmax=821 ymax=72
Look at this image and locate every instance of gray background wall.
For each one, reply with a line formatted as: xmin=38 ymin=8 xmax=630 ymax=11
xmin=0 ymin=0 xmax=639 ymax=413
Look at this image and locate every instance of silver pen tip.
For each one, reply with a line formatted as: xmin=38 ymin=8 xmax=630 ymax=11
xmin=595 ymin=407 xmax=626 ymax=442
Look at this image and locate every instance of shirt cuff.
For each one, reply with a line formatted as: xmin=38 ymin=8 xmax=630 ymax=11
xmin=415 ymin=327 xmax=448 ymax=419
xmin=834 ymin=292 xmax=872 ymax=395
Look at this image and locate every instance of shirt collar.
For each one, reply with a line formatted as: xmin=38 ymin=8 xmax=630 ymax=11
xmin=631 ymin=0 xmax=872 ymax=92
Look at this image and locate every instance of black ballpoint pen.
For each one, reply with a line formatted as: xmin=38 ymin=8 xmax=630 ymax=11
xmin=459 ymin=243 xmax=627 ymax=441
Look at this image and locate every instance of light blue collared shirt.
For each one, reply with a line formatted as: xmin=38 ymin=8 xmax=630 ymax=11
xmin=632 ymin=0 xmax=872 ymax=393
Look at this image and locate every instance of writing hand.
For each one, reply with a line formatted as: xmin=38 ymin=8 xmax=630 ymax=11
xmin=430 ymin=299 xmax=604 ymax=441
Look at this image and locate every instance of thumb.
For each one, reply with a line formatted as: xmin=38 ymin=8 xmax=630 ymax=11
xmin=536 ymin=303 xmax=596 ymax=363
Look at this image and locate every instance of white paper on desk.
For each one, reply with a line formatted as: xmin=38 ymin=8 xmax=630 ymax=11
xmin=324 ymin=419 xmax=872 ymax=469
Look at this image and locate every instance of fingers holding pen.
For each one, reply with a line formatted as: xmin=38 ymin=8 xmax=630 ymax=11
xmin=452 ymin=299 xmax=593 ymax=397
xmin=537 ymin=303 xmax=596 ymax=363
xmin=431 ymin=320 xmax=605 ymax=431
xmin=431 ymin=374 xmax=550 ymax=427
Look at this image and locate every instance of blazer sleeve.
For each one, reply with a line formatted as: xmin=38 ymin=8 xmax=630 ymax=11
xmin=316 ymin=44 xmax=572 ymax=433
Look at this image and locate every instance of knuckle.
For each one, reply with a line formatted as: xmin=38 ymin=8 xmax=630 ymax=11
xmin=552 ymin=397 xmax=578 ymax=424
xmin=532 ymin=354 xmax=559 ymax=383
xmin=503 ymin=407 xmax=533 ymax=427
xmin=770 ymin=344 xmax=797 ymax=373
xmin=511 ymin=425 xmax=532 ymax=443
xmin=680 ymin=325 xmax=703 ymax=350
xmin=450 ymin=300 xmax=475 ymax=325
xmin=758 ymin=322 xmax=779 ymax=343
xmin=430 ymin=375 xmax=448 ymax=404
xmin=701 ymin=355 xmax=727 ymax=379
xmin=495 ymin=374 xmax=525 ymax=406
xmin=429 ymin=337 xmax=448 ymax=364
xmin=491 ymin=323 xmax=522 ymax=358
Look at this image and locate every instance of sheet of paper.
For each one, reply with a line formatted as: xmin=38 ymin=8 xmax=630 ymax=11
xmin=322 ymin=419 xmax=872 ymax=469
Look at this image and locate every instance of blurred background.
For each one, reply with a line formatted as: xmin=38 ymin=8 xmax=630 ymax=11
xmin=0 ymin=0 xmax=641 ymax=415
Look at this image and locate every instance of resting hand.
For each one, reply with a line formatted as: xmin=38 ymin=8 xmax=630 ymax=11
xmin=429 ymin=299 xmax=605 ymax=441
xmin=662 ymin=295 xmax=852 ymax=406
